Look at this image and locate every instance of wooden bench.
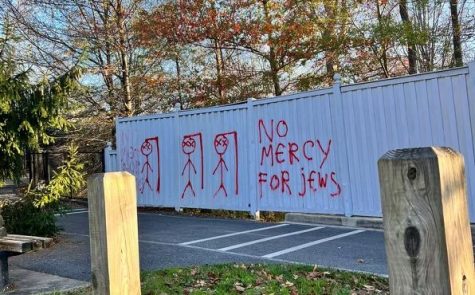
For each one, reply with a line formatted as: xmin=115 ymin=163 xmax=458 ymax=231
xmin=0 ymin=234 xmax=52 ymax=290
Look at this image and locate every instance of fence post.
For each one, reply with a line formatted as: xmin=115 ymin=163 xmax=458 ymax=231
xmin=103 ymin=142 xmax=112 ymax=172
xmin=246 ymin=98 xmax=259 ymax=219
xmin=88 ymin=172 xmax=141 ymax=295
xmin=173 ymin=103 xmax=183 ymax=213
xmin=378 ymin=147 xmax=475 ymax=294
xmin=331 ymin=73 xmax=352 ymax=216
xmin=467 ymin=61 xmax=475 ymax=176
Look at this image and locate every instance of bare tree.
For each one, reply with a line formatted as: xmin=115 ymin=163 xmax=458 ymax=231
xmin=2 ymin=0 xmax=159 ymax=117
xmin=399 ymin=0 xmax=417 ymax=74
xmin=450 ymin=0 xmax=463 ymax=66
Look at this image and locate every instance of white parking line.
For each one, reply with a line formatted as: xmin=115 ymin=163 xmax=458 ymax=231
xmin=218 ymin=226 xmax=325 ymax=251
xmin=179 ymin=224 xmax=289 ymax=245
xmin=262 ymin=229 xmax=365 ymax=258
xmin=55 ymin=210 xmax=88 ymax=216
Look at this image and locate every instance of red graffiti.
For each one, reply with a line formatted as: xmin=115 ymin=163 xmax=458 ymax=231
xmin=119 ymin=132 xmax=142 ymax=185
xmin=213 ymin=131 xmax=238 ymax=197
xmin=258 ymin=170 xmax=292 ymax=198
xmin=257 ymin=119 xmax=342 ymax=199
xmin=316 ymin=139 xmax=332 ymax=169
xmin=259 ymin=140 xmax=331 ymax=167
xmin=330 ymin=172 xmax=342 ymax=197
xmin=140 ymin=137 xmax=160 ymax=194
xmin=181 ymin=133 xmax=203 ymax=199
xmin=258 ymin=119 xmax=288 ymax=144
xmin=297 ymin=169 xmax=341 ymax=197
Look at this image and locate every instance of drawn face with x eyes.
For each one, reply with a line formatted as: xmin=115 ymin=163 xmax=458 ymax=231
xmin=182 ymin=136 xmax=196 ymax=155
xmin=141 ymin=140 xmax=153 ymax=156
xmin=214 ymin=135 xmax=229 ymax=155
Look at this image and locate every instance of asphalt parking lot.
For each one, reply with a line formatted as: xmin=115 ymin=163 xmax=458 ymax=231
xmin=10 ymin=211 xmax=388 ymax=283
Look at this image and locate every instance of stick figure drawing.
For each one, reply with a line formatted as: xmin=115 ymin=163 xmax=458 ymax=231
xmin=140 ymin=137 xmax=160 ymax=194
xmin=213 ymin=131 xmax=238 ymax=197
xmin=181 ymin=133 xmax=203 ymax=198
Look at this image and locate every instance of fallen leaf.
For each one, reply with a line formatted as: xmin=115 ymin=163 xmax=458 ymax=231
xmin=363 ymin=284 xmax=375 ymax=291
xmin=234 ymin=282 xmax=245 ymax=292
xmin=290 ymin=284 xmax=299 ymax=294
xmin=194 ymin=280 xmax=206 ymax=287
xmin=235 ymin=285 xmax=245 ymax=292
xmin=293 ymin=274 xmax=299 ymax=280
xmin=306 ymin=271 xmax=321 ymax=279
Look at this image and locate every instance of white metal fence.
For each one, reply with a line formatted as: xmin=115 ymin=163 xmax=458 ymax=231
xmin=104 ymin=143 xmax=119 ymax=172
xmin=106 ymin=62 xmax=475 ymax=220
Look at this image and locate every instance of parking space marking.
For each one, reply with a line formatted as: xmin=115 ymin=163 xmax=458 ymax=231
xmin=218 ymin=226 xmax=325 ymax=251
xmin=179 ymin=224 xmax=289 ymax=245
xmin=55 ymin=210 xmax=88 ymax=216
xmin=262 ymin=229 xmax=365 ymax=258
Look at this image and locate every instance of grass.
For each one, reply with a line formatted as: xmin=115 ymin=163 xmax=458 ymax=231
xmin=51 ymin=263 xmax=389 ymax=295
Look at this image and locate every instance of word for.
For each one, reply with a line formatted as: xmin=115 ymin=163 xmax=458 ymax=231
xmin=257 ymin=119 xmax=342 ymax=198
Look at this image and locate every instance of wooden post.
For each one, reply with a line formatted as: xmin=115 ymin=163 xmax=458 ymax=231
xmin=88 ymin=172 xmax=141 ymax=295
xmin=378 ymin=147 xmax=475 ymax=295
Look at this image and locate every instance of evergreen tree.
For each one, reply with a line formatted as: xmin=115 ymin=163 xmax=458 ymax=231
xmin=0 ymin=30 xmax=80 ymax=183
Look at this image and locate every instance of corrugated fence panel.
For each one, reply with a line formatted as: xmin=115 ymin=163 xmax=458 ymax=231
xmin=253 ymin=90 xmax=346 ymax=214
xmin=104 ymin=151 xmax=119 ymax=172
xmin=117 ymin=114 xmax=178 ymax=207
xmin=341 ymin=68 xmax=474 ymax=217
xmin=113 ymin=64 xmax=475 ymax=221
xmin=176 ymin=106 xmax=250 ymax=211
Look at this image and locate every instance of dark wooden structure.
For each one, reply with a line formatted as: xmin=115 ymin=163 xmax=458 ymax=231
xmin=0 ymin=213 xmax=52 ymax=291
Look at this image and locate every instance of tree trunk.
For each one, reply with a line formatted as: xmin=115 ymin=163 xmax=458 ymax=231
xmin=116 ymin=0 xmax=133 ymax=116
xmin=213 ymin=38 xmax=225 ymax=103
xmin=323 ymin=1 xmax=336 ymax=81
xmin=175 ymin=52 xmax=183 ymax=106
xmin=268 ymin=47 xmax=282 ymax=96
xmin=376 ymin=0 xmax=389 ymax=78
xmin=450 ymin=0 xmax=463 ymax=67
xmin=399 ymin=0 xmax=417 ymax=74
xmin=262 ymin=0 xmax=282 ymax=96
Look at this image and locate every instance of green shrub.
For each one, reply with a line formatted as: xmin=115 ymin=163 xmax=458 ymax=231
xmin=1 ymin=200 xmax=59 ymax=237
xmin=32 ymin=144 xmax=86 ymax=208
xmin=1 ymin=144 xmax=86 ymax=236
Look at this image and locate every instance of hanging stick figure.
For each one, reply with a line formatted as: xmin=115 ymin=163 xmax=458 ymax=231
xmin=140 ymin=137 xmax=160 ymax=194
xmin=181 ymin=133 xmax=203 ymax=198
xmin=213 ymin=131 xmax=238 ymax=198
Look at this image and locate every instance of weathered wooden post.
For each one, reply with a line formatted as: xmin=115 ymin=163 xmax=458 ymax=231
xmin=88 ymin=172 xmax=141 ymax=295
xmin=378 ymin=147 xmax=475 ymax=294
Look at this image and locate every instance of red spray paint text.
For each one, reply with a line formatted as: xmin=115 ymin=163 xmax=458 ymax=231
xmin=257 ymin=119 xmax=342 ymax=198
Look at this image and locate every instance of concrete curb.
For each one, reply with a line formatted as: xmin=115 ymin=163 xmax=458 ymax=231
xmin=5 ymin=267 xmax=90 ymax=295
xmin=285 ymin=213 xmax=383 ymax=229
